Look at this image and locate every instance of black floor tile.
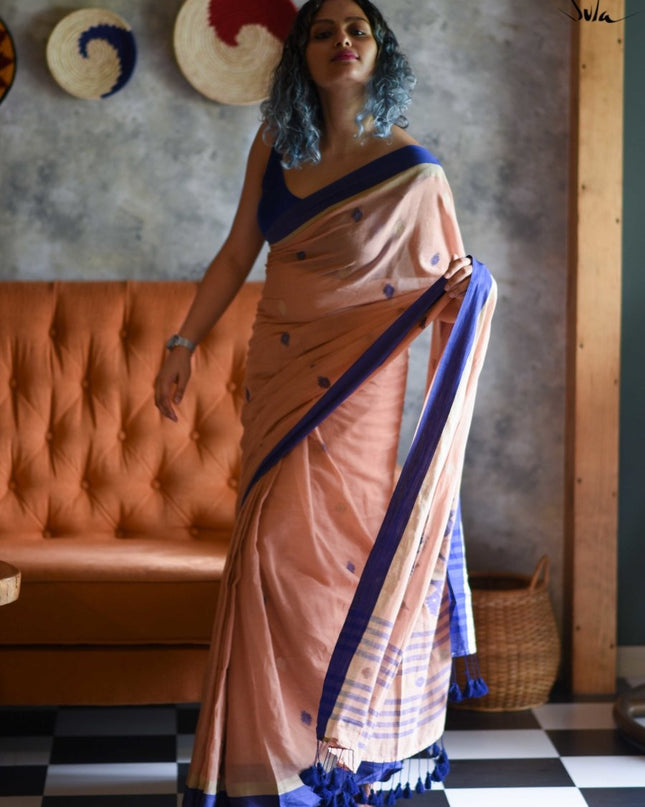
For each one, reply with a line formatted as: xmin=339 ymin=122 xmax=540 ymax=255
xmin=178 ymin=761 xmax=190 ymax=795
xmin=42 ymin=797 xmax=179 ymax=806
xmin=446 ymin=757 xmax=575 ymax=788
xmin=50 ymin=734 xmax=177 ymax=764
xmin=446 ymin=707 xmax=540 ymax=730
xmin=547 ymin=729 xmax=639 ymax=756
xmin=0 ymin=706 xmax=58 ymax=736
xmin=581 ymin=788 xmax=645 ymax=807
xmin=177 ymin=705 xmax=200 ymax=735
xmin=0 ymin=763 xmax=48 ymax=796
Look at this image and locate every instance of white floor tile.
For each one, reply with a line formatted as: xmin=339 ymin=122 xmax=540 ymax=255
xmin=55 ymin=707 xmax=176 ymax=736
xmin=561 ymin=754 xmax=645 ymax=787
xmin=532 ymin=702 xmax=616 ymax=730
xmin=443 ymin=729 xmax=559 ymax=759
xmin=0 ymin=736 xmax=51 ymax=766
xmin=445 ymin=787 xmax=588 ymax=807
xmin=44 ymin=762 xmax=178 ymax=795
xmin=177 ymin=733 xmax=195 ymax=764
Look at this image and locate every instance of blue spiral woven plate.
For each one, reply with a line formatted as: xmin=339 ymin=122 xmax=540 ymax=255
xmin=46 ymin=8 xmax=136 ymax=100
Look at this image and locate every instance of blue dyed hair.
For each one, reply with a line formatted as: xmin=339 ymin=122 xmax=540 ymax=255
xmin=260 ymin=0 xmax=416 ymax=169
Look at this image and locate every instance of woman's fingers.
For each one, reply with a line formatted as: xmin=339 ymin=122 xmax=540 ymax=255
xmin=155 ymin=375 xmax=178 ymax=421
xmin=445 ymin=276 xmax=471 ymax=299
xmin=444 ymin=253 xmax=473 ymax=296
xmin=154 ymin=354 xmax=192 ymax=421
xmin=154 ymin=368 xmax=179 ymax=421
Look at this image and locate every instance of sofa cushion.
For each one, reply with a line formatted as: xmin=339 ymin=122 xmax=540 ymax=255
xmin=0 ymin=282 xmax=260 ymax=538
xmin=0 ymin=535 xmax=229 ymax=644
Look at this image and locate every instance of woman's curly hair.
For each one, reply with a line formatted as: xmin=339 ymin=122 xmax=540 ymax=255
xmin=260 ymin=0 xmax=416 ymax=169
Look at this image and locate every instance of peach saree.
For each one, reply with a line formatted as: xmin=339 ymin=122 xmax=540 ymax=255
xmin=183 ymin=146 xmax=496 ymax=807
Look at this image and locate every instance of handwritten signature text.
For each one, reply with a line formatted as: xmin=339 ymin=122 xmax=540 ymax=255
xmin=561 ymin=0 xmax=634 ymax=22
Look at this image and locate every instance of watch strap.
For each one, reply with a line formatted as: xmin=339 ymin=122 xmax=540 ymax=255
xmin=166 ymin=334 xmax=196 ymax=352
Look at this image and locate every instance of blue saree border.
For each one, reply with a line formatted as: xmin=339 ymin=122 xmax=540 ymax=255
xmin=183 ymin=784 xmax=321 ymax=807
xmin=259 ymin=145 xmax=441 ymax=244
xmin=183 ymin=748 xmax=448 ymax=807
xmin=315 ymin=260 xmax=493 ymax=737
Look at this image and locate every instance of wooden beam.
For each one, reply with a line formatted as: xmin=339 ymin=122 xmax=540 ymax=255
xmin=565 ymin=2 xmax=624 ymax=694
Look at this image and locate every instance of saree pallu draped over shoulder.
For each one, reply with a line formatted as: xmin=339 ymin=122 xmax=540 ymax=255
xmin=183 ymin=146 xmax=497 ymax=807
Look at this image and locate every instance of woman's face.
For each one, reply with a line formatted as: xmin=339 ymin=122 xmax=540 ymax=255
xmin=305 ymin=0 xmax=378 ymax=92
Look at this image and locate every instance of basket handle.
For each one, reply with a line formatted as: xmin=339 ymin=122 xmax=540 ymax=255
xmin=529 ymin=555 xmax=549 ymax=590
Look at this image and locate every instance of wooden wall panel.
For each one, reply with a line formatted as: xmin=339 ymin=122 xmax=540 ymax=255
xmin=566 ymin=2 xmax=624 ymax=694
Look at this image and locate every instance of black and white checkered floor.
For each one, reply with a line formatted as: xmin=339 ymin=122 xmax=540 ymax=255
xmin=2 ymin=685 xmax=645 ymax=807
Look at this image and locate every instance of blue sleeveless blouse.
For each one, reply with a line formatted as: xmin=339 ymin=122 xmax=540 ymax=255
xmin=257 ymin=145 xmax=441 ymax=244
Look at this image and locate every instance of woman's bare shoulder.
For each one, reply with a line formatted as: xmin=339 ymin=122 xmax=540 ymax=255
xmin=245 ymin=124 xmax=273 ymax=180
xmin=388 ymin=126 xmax=422 ymax=149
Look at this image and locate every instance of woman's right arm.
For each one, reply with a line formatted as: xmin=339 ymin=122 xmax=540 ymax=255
xmin=154 ymin=127 xmax=271 ymax=422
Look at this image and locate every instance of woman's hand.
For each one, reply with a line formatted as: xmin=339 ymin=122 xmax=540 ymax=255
xmin=443 ymin=253 xmax=473 ymax=300
xmin=154 ymin=348 xmax=192 ymax=422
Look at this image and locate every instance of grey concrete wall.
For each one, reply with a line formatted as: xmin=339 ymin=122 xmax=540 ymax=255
xmin=0 ymin=1 xmax=570 ymax=626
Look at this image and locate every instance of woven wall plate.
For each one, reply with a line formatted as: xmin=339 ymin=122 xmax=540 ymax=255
xmin=0 ymin=17 xmax=17 ymax=106
xmin=46 ymin=9 xmax=136 ymax=100
xmin=174 ymin=0 xmax=297 ymax=105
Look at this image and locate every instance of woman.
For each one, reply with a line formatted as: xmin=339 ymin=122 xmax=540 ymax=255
xmin=154 ymin=1 xmax=496 ymax=805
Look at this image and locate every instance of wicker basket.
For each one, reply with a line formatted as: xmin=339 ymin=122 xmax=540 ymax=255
xmin=452 ymin=555 xmax=561 ymax=711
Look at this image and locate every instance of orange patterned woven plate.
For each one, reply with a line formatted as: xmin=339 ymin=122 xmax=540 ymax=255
xmin=0 ymin=17 xmax=17 ymax=106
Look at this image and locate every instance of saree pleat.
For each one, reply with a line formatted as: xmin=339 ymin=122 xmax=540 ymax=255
xmin=183 ymin=147 xmax=496 ymax=807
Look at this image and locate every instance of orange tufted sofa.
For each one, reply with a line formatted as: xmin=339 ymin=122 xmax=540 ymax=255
xmin=0 ymin=281 xmax=261 ymax=705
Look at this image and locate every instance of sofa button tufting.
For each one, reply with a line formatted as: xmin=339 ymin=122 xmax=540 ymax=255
xmin=45 ymin=431 xmax=53 ymax=442
xmin=226 ymin=381 xmax=237 ymax=393
xmin=190 ymin=430 xmax=200 ymax=441
xmin=114 ymin=528 xmax=124 ymax=538
xmin=190 ymin=527 xmax=199 ymax=537
xmin=81 ymin=379 xmax=89 ymax=389
xmin=81 ymin=479 xmax=90 ymax=490
xmin=228 ymin=477 xmax=238 ymax=490
xmin=8 ymin=479 xmax=16 ymax=491
xmin=9 ymin=378 xmax=17 ymax=389
xmin=120 ymin=329 xmax=128 ymax=340
xmin=118 ymin=430 xmax=127 ymax=441
xmin=49 ymin=328 xmax=57 ymax=339
xmin=151 ymin=478 xmax=161 ymax=490
xmin=42 ymin=529 xmax=52 ymax=538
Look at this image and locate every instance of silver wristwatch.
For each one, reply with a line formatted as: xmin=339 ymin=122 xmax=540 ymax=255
xmin=166 ymin=334 xmax=196 ymax=353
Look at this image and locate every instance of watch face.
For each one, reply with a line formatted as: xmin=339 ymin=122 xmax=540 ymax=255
xmin=167 ymin=335 xmax=194 ymax=351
